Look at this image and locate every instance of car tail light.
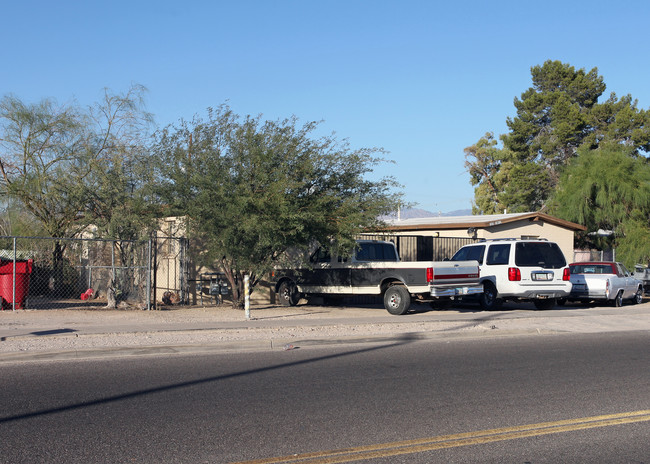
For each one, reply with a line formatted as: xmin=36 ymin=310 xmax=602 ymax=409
xmin=508 ymin=267 xmax=521 ymax=281
xmin=427 ymin=267 xmax=434 ymax=283
xmin=605 ymin=279 xmax=610 ymax=298
xmin=562 ymin=268 xmax=570 ymax=281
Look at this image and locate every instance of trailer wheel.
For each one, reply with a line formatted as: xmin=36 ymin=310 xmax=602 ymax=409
xmin=383 ymin=285 xmax=411 ymax=315
xmin=278 ymin=280 xmax=299 ymax=306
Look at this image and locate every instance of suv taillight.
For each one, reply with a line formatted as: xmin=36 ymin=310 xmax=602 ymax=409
xmin=426 ymin=267 xmax=434 ymax=282
xmin=563 ymin=268 xmax=570 ymax=281
xmin=508 ymin=267 xmax=521 ymax=281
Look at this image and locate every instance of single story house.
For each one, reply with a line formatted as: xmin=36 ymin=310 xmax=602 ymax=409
xmin=379 ymin=211 xmax=586 ymax=263
xmin=162 ymin=212 xmax=587 ymax=306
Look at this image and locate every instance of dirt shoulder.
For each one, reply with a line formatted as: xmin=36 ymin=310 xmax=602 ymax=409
xmin=1 ymin=302 xmax=649 ymax=360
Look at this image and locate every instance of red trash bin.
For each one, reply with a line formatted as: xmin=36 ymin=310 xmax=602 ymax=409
xmin=0 ymin=259 xmax=33 ymax=310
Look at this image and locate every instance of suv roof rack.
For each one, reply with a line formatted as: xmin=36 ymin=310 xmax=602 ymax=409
xmin=478 ymin=238 xmax=549 ymax=242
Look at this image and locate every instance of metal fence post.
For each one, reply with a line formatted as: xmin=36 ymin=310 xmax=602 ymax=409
xmin=146 ymin=238 xmax=152 ymax=310
xmin=244 ymin=274 xmax=250 ymax=320
xmin=12 ymin=237 xmax=16 ymax=311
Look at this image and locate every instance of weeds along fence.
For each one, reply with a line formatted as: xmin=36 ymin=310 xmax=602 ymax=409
xmin=0 ymin=236 xmax=154 ymax=311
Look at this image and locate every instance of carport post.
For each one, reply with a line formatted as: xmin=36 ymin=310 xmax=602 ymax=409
xmin=244 ymin=274 xmax=250 ymax=320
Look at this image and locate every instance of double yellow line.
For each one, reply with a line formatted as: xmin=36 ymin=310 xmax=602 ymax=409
xmin=232 ymin=410 xmax=650 ymax=464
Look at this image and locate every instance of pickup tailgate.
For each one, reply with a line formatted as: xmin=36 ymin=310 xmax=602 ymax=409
xmin=430 ymin=260 xmax=480 ymax=286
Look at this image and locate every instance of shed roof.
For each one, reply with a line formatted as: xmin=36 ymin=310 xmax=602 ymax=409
xmin=385 ymin=212 xmax=586 ymax=232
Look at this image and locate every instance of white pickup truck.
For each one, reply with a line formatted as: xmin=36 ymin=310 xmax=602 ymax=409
xmin=568 ymin=261 xmax=644 ymax=307
xmin=271 ymin=240 xmax=483 ymax=315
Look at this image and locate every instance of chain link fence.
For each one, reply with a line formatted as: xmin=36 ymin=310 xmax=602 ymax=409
xmin=0 ymin=236 xmax=152 ymax=310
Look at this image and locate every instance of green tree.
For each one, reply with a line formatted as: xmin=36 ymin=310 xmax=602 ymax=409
xmin=549 ymin=143 xmax=650 ymax=268
xmin=0 ymin=85 xmax=152 ymax=296
xmin=82 ymin=87 xmax=156 ymax=241
xmin=0 ymin=95 xmax=89 ymax=295
xmin=153 ymin=105 xmax=402 ymax=307
xmin=0 ymin=96 xmax=86 ymax=238
xmin=80 ymin=88 xmax=156 ymax=307
xmin=464 ymin=133 xmax=506 ymax=214
xmin=466 ymin=60 xmax=650 ymax=213
xmin=464 ymin=133 xmax=552 ymax=214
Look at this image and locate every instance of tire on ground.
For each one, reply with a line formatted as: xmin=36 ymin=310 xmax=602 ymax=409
xmin=614 ymin=290 xmax=624 ymax=307
xmin=277 ymin=280 xmax=299 ymax=306
xmin=383 ymin=285 xmax=411 ymax=315
xmin=480 ymin=282 xmax=502 ymax=311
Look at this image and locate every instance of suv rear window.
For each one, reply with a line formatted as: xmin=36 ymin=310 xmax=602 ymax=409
xmin=515 ymin=242 xmax=566 ymax=268
xmin=451 ymin=245 xmax=485 ymax=264
xmin=486 ymin=244 xmax=510 ymax=265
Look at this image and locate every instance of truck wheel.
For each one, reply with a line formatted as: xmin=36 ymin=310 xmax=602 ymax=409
xmin=480 ymin=282 xmax=502 ymax=311
xmin=384 ymin=285 xmax=411 ymax=315
xmin=533 ymin=298 xmax=556 ymax=310
xmin=278 ymin=281 xmax=299 ymax=306
xmin=613 ymin=290 xmax=624 ymax=307
xmin=633 ymin=287 xmax=643 ymax=304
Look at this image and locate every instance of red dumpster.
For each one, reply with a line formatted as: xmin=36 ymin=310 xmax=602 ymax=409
xmin=0 ymin=259 xmax=33 ymax=310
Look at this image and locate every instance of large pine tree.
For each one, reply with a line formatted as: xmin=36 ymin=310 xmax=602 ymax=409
xmin=466 ymin=60 xmax=650 ymax=214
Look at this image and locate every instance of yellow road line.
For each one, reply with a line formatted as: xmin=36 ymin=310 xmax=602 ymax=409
xmin=231 ymin=410 xmax=650 ymax=464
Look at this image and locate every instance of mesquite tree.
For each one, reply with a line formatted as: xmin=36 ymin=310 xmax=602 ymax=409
xmin=152 ymin=105 xmax=401 ymax=308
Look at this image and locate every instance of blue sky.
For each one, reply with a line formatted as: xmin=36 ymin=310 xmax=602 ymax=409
xmin=2 ymin=0 xmax=649 ymax=213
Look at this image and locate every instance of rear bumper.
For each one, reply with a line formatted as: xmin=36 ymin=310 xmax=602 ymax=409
xmin=570 ymin=290 xmax=608 ymax=300
xmin=502 ymin=289 xmax=572 ymax=299
xmin=498 ymin=282 xmax=572 ymax=300
xmin=430 ymin=284 xmax=484 ymax=298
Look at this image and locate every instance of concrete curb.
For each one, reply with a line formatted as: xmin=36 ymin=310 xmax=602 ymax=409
xmin=0 ymin=327 xmax=572 ymax=364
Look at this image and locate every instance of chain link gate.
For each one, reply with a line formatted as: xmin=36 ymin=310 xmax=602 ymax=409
xmin=152 ymin=235 xmax=190 ymax=308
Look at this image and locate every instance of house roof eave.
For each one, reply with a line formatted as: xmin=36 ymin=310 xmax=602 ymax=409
xmin=382 ymin=212 xmax=586 ymax=232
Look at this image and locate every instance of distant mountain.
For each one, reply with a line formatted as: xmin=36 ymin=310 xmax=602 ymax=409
xmin=444 ymin=209 xmax=473 ymax=217
xmin=384 ymin=208 xmax=473 ymax=220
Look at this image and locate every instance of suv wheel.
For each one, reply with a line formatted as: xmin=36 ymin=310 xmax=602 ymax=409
xmin=480 ymin=282 xmax=502 ymax=311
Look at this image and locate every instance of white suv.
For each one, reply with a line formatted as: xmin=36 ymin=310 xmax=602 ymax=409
xmin=451 ymin=239 xmax=571 ymax=310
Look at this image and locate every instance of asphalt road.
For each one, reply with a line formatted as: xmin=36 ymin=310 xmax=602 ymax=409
xmin=1 ymin=330 xmax=649 ymax=463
